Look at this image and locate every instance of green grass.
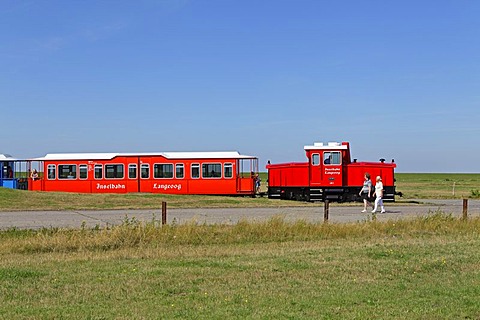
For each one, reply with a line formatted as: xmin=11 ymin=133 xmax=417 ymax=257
xmin=0 ymin=215 xmax=479 ymax=319
xmin=1 ymin=174 xmax=478 ymax=318
xmin=396 ymin=173 xmax=480 ymax=199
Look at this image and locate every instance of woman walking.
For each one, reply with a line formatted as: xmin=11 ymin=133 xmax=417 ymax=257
xmin=359 ymin=173 xmax=373 ymax=212
xmin=372 ymin=176 xmax=386 ymax=213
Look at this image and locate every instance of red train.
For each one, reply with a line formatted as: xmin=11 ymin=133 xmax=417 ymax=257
xmin=2 ymin=141 xmax=398 ymax=202
xmin=27 ymin=151 xmax=258 ymax=195
xmin=266 ymin=141 xmax=397 ymax=202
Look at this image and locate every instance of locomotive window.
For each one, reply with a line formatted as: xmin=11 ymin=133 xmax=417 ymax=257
xmin=129 ymin=164 xmax=137 ymax=179
xmin=176 ymin=164 xmax=184 ymax=179
xmin=323 ymin=152 xmax=341 ymax=165
xmin=224 ymin=163 xmax=233 ymax=178
xmin=105 ymin=164 xmax=124 ymax=179
xmin=312 ymin=154 xmax=320 ymax=166
xmin=94 ymin=165 xmax=103 ymax=179
xmin=141 ymin=164 xmax=149 ymax=179
xmin=154 ymin=164 xmax=174 ymax=179
xmin=58 ymin=165 xmax=77 ymax=179
xmin=191 ymin=163 xmax=200 ymax=179
xmin=79 ymin=164 xmax=88 ymax=179
xmin=202 ymin=163 xmax=221 ymax=178
xmin=47 ymin=165 xmax=56 ymax=180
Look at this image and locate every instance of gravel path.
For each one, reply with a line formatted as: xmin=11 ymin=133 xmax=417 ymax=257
xmin=1 ymin=199 xmax=478 ymax=230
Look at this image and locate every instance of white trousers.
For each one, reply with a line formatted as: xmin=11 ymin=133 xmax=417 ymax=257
xmin=373 ymin=196 xmax=384 ymax=212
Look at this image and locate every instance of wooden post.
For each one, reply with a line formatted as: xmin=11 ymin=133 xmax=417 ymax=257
xmin=162 ymin=201 xmax=167 ymax=225
xmin=462 ymin=199 xmax=468 ymax=220
xmin=324 ymin=200 xmax=329 ymax=222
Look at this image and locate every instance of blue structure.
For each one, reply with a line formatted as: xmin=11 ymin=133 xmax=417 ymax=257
xmin=0 ymin=154 xmax=18 ymax=189
xmin=1 ymin=154 xmax=33 ymax=190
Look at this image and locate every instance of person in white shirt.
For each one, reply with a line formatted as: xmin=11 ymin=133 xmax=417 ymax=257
xmin=372 ymin=176 xmax=386 ymax=213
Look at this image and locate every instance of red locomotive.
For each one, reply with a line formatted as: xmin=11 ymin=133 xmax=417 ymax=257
xmin=266 ymin=141 xmax=397 ymax=202
xmin=28 ymin=151 xmax=258 ymax=195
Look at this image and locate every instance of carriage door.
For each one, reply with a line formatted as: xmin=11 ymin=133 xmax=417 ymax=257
xmin=323 ymin=151 xmax=342 ymax=187
xmin=236 ymin=158 xmax=257 ymax=194
xmin=309 ymin=153 xmax=322 ymax=186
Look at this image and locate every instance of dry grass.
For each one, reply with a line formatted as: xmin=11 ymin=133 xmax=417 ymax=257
xmin=1 ymin=213 xmax=478 ymax=255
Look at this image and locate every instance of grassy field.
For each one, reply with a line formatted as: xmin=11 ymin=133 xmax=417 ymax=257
xmin=0 ymin=215 xmax=479 ymax=319
xmin=396 ymin=173 xmax=480 ymax=199
xmin=1 ymin=175 xmax=479 ymax=318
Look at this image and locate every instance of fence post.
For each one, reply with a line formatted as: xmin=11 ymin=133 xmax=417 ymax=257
xmin=324 ymin=200 xmax=329 ymax=222
xmin=162 ymin=201 xmax=167 ymax=225
xmin=462 ymin=199 xmax=468 ymax=220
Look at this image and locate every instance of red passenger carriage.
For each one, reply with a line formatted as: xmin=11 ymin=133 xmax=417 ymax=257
xmin=266 ymin=142 xmax=397 ymax=202
xmin=29 ymin=151 xmax=258 ymax=195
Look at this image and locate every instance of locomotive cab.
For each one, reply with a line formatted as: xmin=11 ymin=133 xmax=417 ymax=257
xmin=306 ymin=142 xmax=348 ymax=187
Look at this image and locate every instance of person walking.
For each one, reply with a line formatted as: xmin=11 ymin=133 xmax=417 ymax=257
xmin=359 ymin=173 xmax=373 ymax=212
xmin=372 ymin=176 xmax=386 ymax=213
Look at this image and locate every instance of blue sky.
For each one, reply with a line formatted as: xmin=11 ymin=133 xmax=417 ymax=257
xmin=1 ymin=0 xmax=479 ymax=172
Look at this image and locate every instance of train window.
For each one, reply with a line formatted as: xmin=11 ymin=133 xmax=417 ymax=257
xmin=58 ymin=165 xmax=77 ymax=179
xmin=176 ymin=164 xmax=184 ymax=179
xmin=105 ymin=164 xmax=124 ymax=179
xmin=323 ymin=152 xmax=341 ymax=165
xmin=94 ymin=165 xmax=103 ymax=179
xmin=224 ymin=163 xmax=233 ymax=178
xmin=141 ymin=164 xmax=150 ymax=179
xmin=154 ymin=164 xmax=173 ymax=179
xmin=202 ymin=163 xmax=221 ymax=178
xmin=47 ymin=165 xmax=56 ymax=180
xmin=129 ymin=164 xmax=137 ymax=179
xmin=312 ymin=154 xmax=320 ymax=166
xmin=191 ymin=163 xmax=200 ymax=179
xmin=79 ymin=165 xmax=88 ymax=179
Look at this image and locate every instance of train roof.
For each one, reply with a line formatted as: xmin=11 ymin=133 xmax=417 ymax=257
xmin=304 ymin=142 xmax=348 ymax=150
xmin=31 ymin=151 xmax=257 ymax=161
xmin=0 ymin=154 xmax=21 ymax=161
